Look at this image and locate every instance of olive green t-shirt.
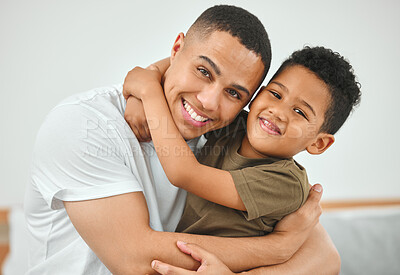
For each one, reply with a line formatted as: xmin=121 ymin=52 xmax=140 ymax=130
xmin=176 ymin=111 xmax=309 ymax=237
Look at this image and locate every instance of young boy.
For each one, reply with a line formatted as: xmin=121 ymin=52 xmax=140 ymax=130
xmin=123 ymin=46 xmax=361 ymax=237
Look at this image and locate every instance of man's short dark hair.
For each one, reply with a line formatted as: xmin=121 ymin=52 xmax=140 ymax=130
xmin=270 ymin=46 xmax=361 ymax=135
xmin=187 ymin=5 xmax=272 ymax=86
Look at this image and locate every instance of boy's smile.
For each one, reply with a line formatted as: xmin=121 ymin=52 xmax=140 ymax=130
xmin=241 ymin=65 xmax=333 ymax=159
xmin=259 ymin=117 xmax=282 ymax=136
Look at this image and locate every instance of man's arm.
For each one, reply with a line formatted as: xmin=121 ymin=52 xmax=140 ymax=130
xmin=243 ymin=223 xmax=340 ymax=275
xmin=151 ymin=224 xmax=340 ymax=275
xmin=64 ymin=186 xmax=324 ymax=274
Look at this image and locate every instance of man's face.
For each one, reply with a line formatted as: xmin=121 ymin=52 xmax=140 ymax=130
xmin=163 ymin=31 xmax=265 ymax=140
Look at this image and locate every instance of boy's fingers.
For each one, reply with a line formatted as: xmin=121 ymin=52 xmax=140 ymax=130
xmin=177 ymin=241 xmax=213 ymax=264
xmin=147 ymin=64 xmax=161 ymax=72
xmin=136 ymin=125 xmax=151 ymax=142
xmin=143 ymin=124 xmax=151 ymax=142
xmin=151 ymin=260 xmax=193 ymax=275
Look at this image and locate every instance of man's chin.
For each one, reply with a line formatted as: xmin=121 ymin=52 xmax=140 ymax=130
xmin=179 ymin=125 xmax=211 ymax=140
xmin=180 ymin=130 xmax=206 ymax=141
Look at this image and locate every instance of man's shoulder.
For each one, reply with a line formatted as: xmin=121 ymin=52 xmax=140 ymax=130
xmin=57 ymin=84 xmax=124 ymax=108
xmin=36 ymin=84 xmax=134 ymax=149
xmin=45 ymin=84 xmax=126 ymax=124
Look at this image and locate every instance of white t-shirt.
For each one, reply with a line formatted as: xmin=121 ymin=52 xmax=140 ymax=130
xmin=24 ymin=85 xmax=204 ymax=274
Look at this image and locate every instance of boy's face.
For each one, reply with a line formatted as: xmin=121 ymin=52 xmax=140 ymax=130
xmin=163 ymin=31 xmax=264 ymax=140
xmin=246 ymin=65 xmax=333 ymax=159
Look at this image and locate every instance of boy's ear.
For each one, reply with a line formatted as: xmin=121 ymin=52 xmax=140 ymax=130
xmin=306 ymin=133 xmax=335 ymax=155
xmin=171 ymin=33 xmax=185 ymax=61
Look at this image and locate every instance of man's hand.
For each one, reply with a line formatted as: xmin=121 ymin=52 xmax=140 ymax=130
xmin=123 ymin=66 xmax=162 ymax=142
xmin=272 ymin=184 xmax=323 ymax=260
xmin=151 ymin=184 xmax=325 ymax=275
xmin=151 ymin=241 xmax=234 ymax=275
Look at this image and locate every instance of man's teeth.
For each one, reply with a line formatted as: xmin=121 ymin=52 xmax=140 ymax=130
xmin=183 ymin=100 xmax=209 ymax=122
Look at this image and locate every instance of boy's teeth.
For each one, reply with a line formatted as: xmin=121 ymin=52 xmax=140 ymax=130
xmin=263 ymin=119 xmax=281 ymax=134
xmin=183 ymin=100 xmax=209 ymax=122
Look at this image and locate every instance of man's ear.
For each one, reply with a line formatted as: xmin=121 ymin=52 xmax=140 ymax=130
xmin=171 ymin=32 xmax=185 ymax=61
xmin=306 ymin=133 xmax=335 ymax=155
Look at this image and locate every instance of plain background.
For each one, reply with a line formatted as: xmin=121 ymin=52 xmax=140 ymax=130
xmin=1 ymin=0 xmax=399 ymax=207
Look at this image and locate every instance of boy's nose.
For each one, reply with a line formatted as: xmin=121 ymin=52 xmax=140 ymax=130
xmin=268 ymin=106 xmax=287 ymax=122
xmin=196 ymin=87 xmax=222 ymax=111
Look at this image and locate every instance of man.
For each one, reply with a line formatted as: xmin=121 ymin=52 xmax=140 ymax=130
xmin=25 ymin=5 xmax=339 ymax=274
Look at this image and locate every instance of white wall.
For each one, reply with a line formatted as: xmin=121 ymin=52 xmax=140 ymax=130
xmin=1 ymin=0 xmax=399 ymax=207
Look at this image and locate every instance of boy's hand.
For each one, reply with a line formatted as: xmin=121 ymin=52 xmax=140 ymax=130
xmin=151 ymin=241 xmax=234 ymax=275
xmin=272 ymin=184 xmax=323 ymax=259
xmin=123 ymin=65 xmax=162 ymax=100
xmin=124 ymin=97 xmax=151 ymax=142
xmin=123 ymin=65 xmax=163 ymax=142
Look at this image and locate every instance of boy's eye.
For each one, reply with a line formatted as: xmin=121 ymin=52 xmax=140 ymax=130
xmin=226 ymin=89 xmax=240 ymax=99
xmin=294 ymin=108 xmax=308 ymax=120
xmin=269 ymin=90 xmax=281 ymax=99
xmin=198 ymin=68 xmax=210 ymax=78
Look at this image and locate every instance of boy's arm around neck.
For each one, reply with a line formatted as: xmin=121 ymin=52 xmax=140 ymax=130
xmin=129 ymin=66 xmax=247 ymax=211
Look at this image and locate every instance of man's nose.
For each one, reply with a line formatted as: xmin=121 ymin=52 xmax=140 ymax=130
xmin=196 ymin=86 xmax=222 ymax=111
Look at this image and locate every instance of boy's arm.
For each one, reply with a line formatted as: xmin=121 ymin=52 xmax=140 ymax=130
xmin=123 ymin=58 xmax=170 ymax=142
xmin=64 ymin=186 xmax=323 ymax=274
xmin=125 ymin=66 xmax=246 ymax=210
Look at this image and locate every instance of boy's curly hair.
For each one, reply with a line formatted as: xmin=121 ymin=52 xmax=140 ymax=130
xmin=271 ymin=46 xmax=361 ymax=134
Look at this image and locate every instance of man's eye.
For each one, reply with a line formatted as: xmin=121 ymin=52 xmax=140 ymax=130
xmin=269 ymin=91 xmax=281 ymax=99
xmin=294 ymin=108 xmax=308 ymax=120
xmin=198 ymin=68 xmax=210 ymax=78
xmin=227 ymin=89 xmax=240 ymax=99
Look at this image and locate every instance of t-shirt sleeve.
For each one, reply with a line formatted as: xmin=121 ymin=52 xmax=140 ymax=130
xmin=229 ymin=164 xmax=308 ymax=221
xmin=31 ymin=103 xmax=143 ymax=210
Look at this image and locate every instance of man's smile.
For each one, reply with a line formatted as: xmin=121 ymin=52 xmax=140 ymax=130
xmin=181 ymin=99 xmax=212 ymax=127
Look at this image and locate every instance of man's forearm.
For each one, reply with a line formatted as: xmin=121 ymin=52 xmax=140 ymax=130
xmin=241 ymin=224 xmax=341 ymax=275
xmin=151 ymin=229 xmax=291 ymax=272
xmin=65 ymin=192 xmax=293 ymax=275
xmin=150 ymin=183 xmax=328 ymax=273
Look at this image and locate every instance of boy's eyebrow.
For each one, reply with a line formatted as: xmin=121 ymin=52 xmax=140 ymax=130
xmin=270 ymin=81 xmax=288 ymax=93
xmin=300 ymin=99 xmax=316 ymax=117
xmin=199 ymin=55 xmax=250 ymax=97
xmin=270 ymin=81 xmax=316 ymax=116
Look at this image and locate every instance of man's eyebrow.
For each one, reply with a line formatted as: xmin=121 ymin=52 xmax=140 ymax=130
xmin=270 ymin=81 xmax=316 ymax=116
xmin=232 ymin=84 xmax=250 ymax=97
xmin=199 ymin=55 xmax=221 ymax=75
xmin=199 ymin=55 xmax=250 ymax=97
